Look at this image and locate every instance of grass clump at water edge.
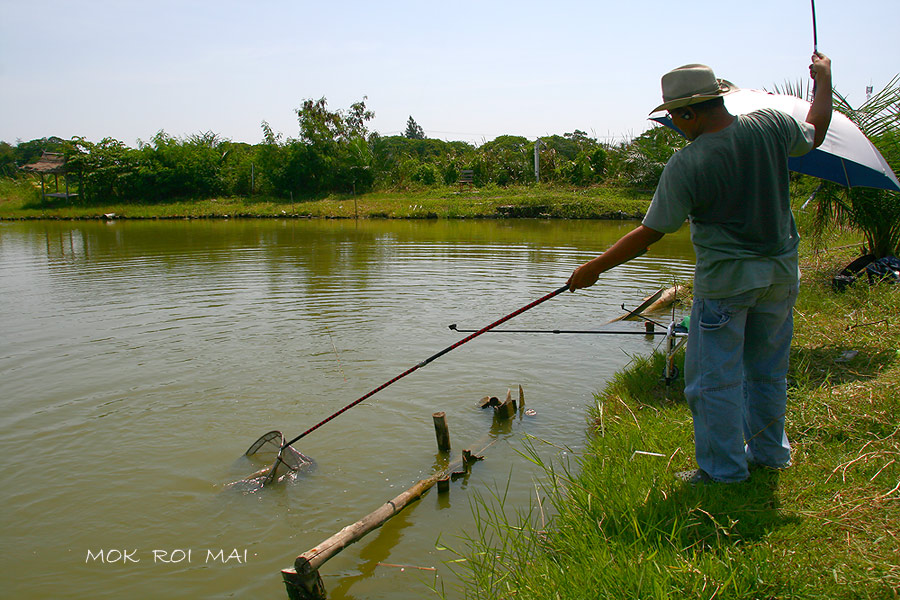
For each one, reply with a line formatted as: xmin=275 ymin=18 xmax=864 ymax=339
xmin=441 ymin=256 xmax=899 ymax=599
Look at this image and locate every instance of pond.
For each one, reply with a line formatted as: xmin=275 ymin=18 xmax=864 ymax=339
xmin=0 ymin=218 xmax=694 ymax=599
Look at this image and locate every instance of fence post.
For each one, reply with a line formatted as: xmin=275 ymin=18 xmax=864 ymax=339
xmin=432 ymin=411 xmax=451 ymax=453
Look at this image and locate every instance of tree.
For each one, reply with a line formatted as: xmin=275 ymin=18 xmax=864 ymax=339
xmin=607 ymin=126 xmax=686 ymax=188
xmin=404 ymin=116 xmax=425 ymax=140
xmin=797 ymin=75 xmax=900 ymax=257
xmin=0 ymin=141 xmax=15 ymax=176
xmin=291 ymin=96 xmax=375 ymax=194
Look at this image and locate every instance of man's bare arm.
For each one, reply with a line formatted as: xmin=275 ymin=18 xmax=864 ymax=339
xmin=568 ymin=224 xmax=665 ymax=291
xmin=806 ymin=52 xmax=833 ymax=148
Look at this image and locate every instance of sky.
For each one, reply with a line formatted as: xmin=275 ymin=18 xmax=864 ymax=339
xmin=1 ymin=0 xmax=897 ymax=148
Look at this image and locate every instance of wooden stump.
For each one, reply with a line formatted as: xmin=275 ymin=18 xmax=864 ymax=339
xmin=432 ymin=411 xmax=451 ymax=453
xmin=493 ymin=389 xmax=517 ymax=420
xmin=282 ymin=567 xmax=327 ymax=600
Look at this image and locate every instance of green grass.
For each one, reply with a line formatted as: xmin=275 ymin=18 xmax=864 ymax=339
xmin=0 ymin=180 xmax=650 ymax=220
xmin=446 ymin=248 xmax=900 ymax=599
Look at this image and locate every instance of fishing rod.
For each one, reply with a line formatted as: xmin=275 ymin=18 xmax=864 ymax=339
xmin=243 ymin=284 xmax=572 ymax=486
xmin=445 ymin=286 xmax=676 ymax=335
xmin=284 ymin=284 xmax=570 ymax=447
xmin=448 ymin=323 xmax=668 ymax=336
xmin=811 ymin=0 xmax=818 ymax=53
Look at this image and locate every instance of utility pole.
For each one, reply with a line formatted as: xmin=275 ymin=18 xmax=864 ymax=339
xmin=534 ymin=138 xmax=541 ymax=183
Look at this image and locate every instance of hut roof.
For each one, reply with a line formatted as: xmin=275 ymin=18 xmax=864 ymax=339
xmin=22 ymin=152 xmax=67 ymax=174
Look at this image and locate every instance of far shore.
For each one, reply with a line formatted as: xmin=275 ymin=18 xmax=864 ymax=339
xmin=0 ymin=184 xmax=652 ymax=221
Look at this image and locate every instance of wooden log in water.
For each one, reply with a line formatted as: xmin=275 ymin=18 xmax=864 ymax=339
xmin=478 ymin=395 xmax=500 ymax=409
xmin=462 ymin=449 xmax=484 ymax=467
xmin=282 ymin=436 xmax=497 ymax=599
xmin=493 ymin=388 xmax=517 ymax=420
xmin=293 ymin=477 xmax=438 ymax=575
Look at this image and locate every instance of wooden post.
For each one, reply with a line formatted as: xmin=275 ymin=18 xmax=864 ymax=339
xmin=282 ymin=568 xmax=327 ymax=600
xmin=432 ymin=412 xmax=451 ymax=453
xmin=518 ymin=385 xmax=525 ymax=413
xmin=494 ymin=389 xmax=517 ymax=420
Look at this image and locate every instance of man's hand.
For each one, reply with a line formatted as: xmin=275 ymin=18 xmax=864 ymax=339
xmin=567 ymin=260 xmax=602 ymax=291
xmin=809 ymin=52 xmax=832 ymax=85
xmin=806 ymin=51 xmax=833 ymax=148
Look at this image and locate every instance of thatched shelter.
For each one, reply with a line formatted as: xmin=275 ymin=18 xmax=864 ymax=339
xmin=21 ymin=152 xmax=78 ymax=200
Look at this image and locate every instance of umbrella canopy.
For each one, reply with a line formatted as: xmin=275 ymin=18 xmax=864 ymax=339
xmin=650 ymin=89 xmax=900 ymax=192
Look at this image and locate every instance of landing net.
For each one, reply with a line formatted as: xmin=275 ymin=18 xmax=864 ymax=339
xmin=227 ymin=431 xmax=313 ymax=492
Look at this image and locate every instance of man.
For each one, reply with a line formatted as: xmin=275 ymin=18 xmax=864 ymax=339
xmin=568 ymin=54 xmax=832 ymax=483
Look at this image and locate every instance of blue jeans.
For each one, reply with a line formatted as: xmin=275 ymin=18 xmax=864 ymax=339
xmin=684 ymin=283 xmax=798 ymax=482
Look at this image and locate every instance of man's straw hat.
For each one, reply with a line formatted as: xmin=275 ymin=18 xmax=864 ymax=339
xmin=650 ymin=64 xmax=737 ymax=114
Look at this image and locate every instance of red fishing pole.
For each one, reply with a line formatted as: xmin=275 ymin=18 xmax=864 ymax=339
xmin=280 ymin=283 xmax=570 ymax=449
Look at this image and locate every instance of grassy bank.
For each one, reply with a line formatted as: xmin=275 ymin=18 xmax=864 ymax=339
xmin=0 ymin=179 xmax=650 ymax=220
xmin=449 ymin=247 xmax=899 ymax=599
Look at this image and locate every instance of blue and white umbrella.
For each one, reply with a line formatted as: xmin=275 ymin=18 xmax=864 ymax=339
xmin=650 ymin=88 xmax=900 ymax=192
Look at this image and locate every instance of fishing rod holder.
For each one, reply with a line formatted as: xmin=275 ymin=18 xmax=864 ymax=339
xmin=662 ymin=318 xmax=689 ymax=385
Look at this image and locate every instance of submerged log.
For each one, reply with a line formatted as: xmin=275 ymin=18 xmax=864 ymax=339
xmin=493 ymin=389 xmax=517 ymax=420
xmin=462 ymin=449 xmax=484 ymax=467
xmin=478 ymin=395 xmax=500 ymax=409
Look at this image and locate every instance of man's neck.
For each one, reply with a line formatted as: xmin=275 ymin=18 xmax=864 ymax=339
xmin=695 ymin=109 xmax=736 ymax=138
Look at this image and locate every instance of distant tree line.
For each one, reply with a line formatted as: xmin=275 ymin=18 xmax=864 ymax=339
xmin=0 ymin=97 xmax=687 ymax=203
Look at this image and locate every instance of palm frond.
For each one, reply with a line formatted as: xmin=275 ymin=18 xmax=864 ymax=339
xmin=833 ymin=74 xmax=900 ymax=138
xmin=768 ymin=80 xmax=814 ymax=102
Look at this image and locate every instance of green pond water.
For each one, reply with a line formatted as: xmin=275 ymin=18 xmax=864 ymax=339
xmin=0 ymin=218 xmax=694 ymax=599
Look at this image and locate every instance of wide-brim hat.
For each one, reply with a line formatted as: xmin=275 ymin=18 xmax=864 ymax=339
xmin=650 ymin=64 xmax=737 ymax=114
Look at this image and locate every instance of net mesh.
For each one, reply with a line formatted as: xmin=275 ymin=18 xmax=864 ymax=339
xmin=227 ymin=431 xmax=313 ymax=492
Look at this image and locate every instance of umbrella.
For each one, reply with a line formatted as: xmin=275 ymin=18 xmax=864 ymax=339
xmin=650 ymin=88 xmax=900 ymax=193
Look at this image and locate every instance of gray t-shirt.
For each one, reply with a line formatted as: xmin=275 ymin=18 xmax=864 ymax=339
xmin=643 ymin=109 xmax=816 ymax=298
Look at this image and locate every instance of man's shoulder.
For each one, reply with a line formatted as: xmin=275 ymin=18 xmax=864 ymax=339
xmin=743 ymin=108 xmax=800 ymax=131
xmin=743 ymin=109 xmax=815 ymax=155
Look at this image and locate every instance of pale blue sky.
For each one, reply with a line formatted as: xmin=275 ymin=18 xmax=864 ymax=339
xmin=2 ymin=0 xmax=897 ymax=146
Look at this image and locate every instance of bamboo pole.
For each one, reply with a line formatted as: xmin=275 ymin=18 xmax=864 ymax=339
xmin=282 ymin=436 xmax=496 ymax=599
